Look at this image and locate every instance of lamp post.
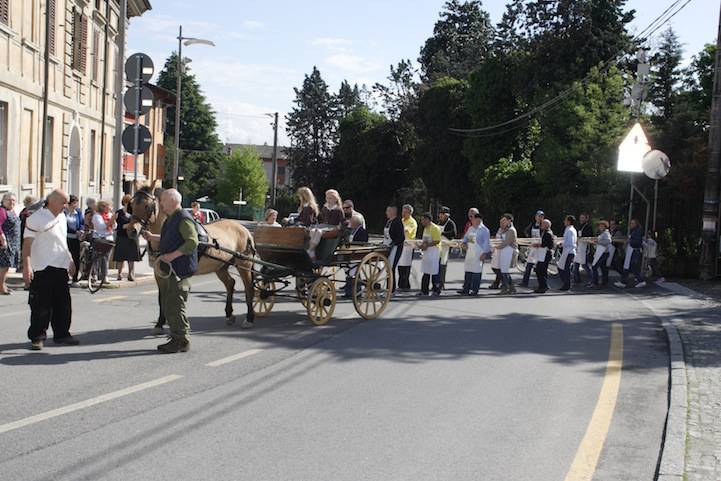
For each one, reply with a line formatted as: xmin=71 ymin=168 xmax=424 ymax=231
xmin=173 ymin=26 xmax=215 ymax=188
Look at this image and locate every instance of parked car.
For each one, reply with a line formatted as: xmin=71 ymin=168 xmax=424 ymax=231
xmin=184 ymin=208 xmax=220 ymax=225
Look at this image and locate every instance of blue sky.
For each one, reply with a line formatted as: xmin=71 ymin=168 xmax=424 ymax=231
xmin=129 ymin=0 xmax=718 ymax=146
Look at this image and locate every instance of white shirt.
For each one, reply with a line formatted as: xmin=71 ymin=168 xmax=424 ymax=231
xmin=24 ymin=208 xmax=72 ymax=272
xmin=563 ymin=225 xmax=578 ymax=256
xmin=351 ymin=210 xmax=366 ymax=229
xmin=644 ymin=238 xmax=658 ymax=258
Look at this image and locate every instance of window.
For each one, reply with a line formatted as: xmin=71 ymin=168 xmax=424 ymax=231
xmin=92 ymin=29 xmax=100 ymax=81
xmin=43 ymin=117 xmax=53 ymax=182
xmin=20 ymin=109 xmax=34 ymax=185
xmin=71 ymin=8 xmax=88 ymax=74
xmin=48 ymin=0 xmax=56 ymax=55
xmin=0 ymin=102 xmax=7 ymax=184
xmin=89 ymin=129 xmax=96 ymax=182
xmin=0 ymin=0 xmax=9 ymax=26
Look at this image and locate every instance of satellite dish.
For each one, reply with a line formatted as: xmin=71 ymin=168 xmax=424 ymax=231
xmin=642 ymin=150 xmax=671 ymax=180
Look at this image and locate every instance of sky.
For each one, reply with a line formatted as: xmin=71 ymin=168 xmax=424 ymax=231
xmin=128 ymin=0 xmax=719 ymax=147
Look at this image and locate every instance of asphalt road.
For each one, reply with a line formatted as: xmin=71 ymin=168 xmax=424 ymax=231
xmin=0 ymin=261 xmax=668 ymax=481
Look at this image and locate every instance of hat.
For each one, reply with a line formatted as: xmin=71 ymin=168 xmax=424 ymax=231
xmin=535 ymin=210 xmax=545 ymax=216
xmin=440 ymin=206 xmax=451 ymax=214
xmin=597 ymin=220 xmax=609 ymax=229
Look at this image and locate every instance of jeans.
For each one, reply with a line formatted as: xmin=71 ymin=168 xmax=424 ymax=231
xmin=592 ymin=253 xmax=609 ymax=286
xmin=622 ymin=248 xmax=645 ymax=285
xmin=27 ymin=266 xmax=72 ymax=341
xmin=559 ymin=254 xmax=575 ymax=289
xmin=572 ymin=260 xmax=592 ymax=283
xmin=461 ymin=272 xmax=482 ymax=294
xmin=421 ymin=273 xmax=440 ymax=295
xmin=522 ymin=262 xmax=535 ymax=285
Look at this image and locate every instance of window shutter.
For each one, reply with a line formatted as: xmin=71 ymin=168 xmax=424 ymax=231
xmin=80 ymin=14 xmax=88 ymax=74
xmin=0 ymin=0 xmax=9 ymax=26
xmin=92 ymin=29 xmax=99 ymax=80
xmin=72 ymin=8 xmax=80 ymax=70
xmin=48 ymin=0 xmax=56 ymax=55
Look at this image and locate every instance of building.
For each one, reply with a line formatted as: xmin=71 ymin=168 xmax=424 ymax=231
xmin=224 ymin=143 xmax=291 ymax=189
xmin=0 ymin=0 xmax=151 ymax=209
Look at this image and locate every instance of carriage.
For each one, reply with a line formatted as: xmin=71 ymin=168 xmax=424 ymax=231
xmin=245 ymin=225 xmax=394 ymax=326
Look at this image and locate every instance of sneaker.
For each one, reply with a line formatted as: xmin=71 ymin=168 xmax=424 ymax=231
xmin=635 ymin=281 xmax=647 ymax=288
xmin=456 ymin=290 xmax=469 ymax=295
xmin=53 ymin=336 xmax=80 ymax=346
xmin=70 ymin=281 xmax=80 ymax=288
xmin=30 ymin=340 xmax=43 ymax=350
xmin=157 ymin=338 xmax=190 ymax=353
xmin=613 ymin=281 xmax=626 ymax=288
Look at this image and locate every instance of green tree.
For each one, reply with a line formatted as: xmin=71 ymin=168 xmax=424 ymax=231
xmin=216 ymin=148 xmax=268 ymax=208
xmin=418 ymin=0 xmax=494 ymax=82
xmin=373 ymin=60 xmax=420 ymax=121
xmin=335 ymin=80 xmax=363 ymax=118
xmin=650 ymin=27 xmax=684 ymax=121
xmin=156 ymin=52 xmax=224 ymax=201
xmin=285 ymin=66 xmax=337 ymax=192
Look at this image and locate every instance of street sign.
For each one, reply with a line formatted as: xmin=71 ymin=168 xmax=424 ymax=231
xmin=125 ymin=53 xmax=154 ymax=83
xmin=123 ymin=85 xmax=154 ymax=117
xmin=617 ymin=122 xmax=650 ymax=173
xmin=122 ymin=124 xmax=153 ymax=155
xmin=642 ymin=150 xmax=671 ymax=180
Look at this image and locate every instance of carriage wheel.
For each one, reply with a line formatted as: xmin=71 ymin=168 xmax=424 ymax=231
xmin=306 ymin=278 xmax=336 ymax=326
xmin=253 ymin=279 xmax=276 ymax=317
xmin=353 ymin=252 xmax=392 ymax=320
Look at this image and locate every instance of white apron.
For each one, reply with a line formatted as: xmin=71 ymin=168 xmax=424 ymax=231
xmin=464 ymin=232 xmax=483 ymax=274
xmin=440 ymin=238 xmax=451 ymax=265
xmin=558 ymin=250 xmax=572 ymax=271
xmin=528 ymin=227 xmax=541 ymax=264
xmin=398 ymin=241 xmax=414 ymax=267
xmin=421 ymin=233 xmax=440 ymax=275
xmin=623 ymin=244 xmax=634 ymax=270
xmin=606 ymin=244 xmax=616 ymax=268
xmin=592 ymin=245 xmax=607 ymax=266
xmin=383 ymin=226 xmax=391 ymax=246
xmin=497 ymin=230 xmax=514 ymax=274
xmin=573 ymin=240 xmax=588 ymax=265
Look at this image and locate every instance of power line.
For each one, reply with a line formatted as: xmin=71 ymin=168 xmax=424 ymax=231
xmin=449 ymin=0 xmax=695 ymax=137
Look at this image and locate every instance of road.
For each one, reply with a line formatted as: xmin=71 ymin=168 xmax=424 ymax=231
xmin=0 ymin=261 xmax=669 ymax=481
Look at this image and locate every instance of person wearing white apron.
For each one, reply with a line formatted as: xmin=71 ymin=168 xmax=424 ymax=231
xmin=591 ymin=220 xmax=612 ymax=288
xmin=558 ymin=215 xmax=578 ymax=291
xmin=496 ymin=213 xmax=518 ymax=294
xmin=437 ymin=206 xmax=457 ymax=290
xmin=397 ymin=204 xmax=418 ymax=291
xmin=573 ymin=213 xmax=593 ymax=284
xmin=417 ymin=213 xmax=442 ymax=296
xmin=615 ymin=218 xmax=647 ymax=288
xmin=521 ymin=210 xmax=545 ymax=287
xmin=533 ymin=219 xmax=555 ymax=293
xmin=383 ymin=206 xmax=405 ymax=292
xmin=457 ymin=213 xmax=492 ymax=295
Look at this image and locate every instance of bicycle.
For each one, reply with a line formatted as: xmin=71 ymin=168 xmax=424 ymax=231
xmin=79 ymin=232 xmax=115 ymax=294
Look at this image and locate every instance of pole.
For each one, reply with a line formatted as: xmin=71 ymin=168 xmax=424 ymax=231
xmin=627 ymin=177 xmax=635 ymax=234
xmin=270 ymin=112 xmax=279 ymax=206
xmin=98 ymin=0 xmax=110 ymax=197
xmin=700 ymin=3 xmax=721 ymax=279
xmin=173 ymin=25 xmax=183 ymax=189
xmin=653 ymin=179 xmax=659 ymax=233
xmin=39 ymin=0 xmax=51 ymax=198
xmin=113 ymin=0 xmax=127 ymax=203
xmin=132 ymin=56 xmax=142 ymax=183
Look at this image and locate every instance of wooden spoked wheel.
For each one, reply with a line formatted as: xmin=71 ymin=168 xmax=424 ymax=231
xmin=306 ymin=278 xmax=336 ymax=326
xmin=353 ymin=252 xmax=392 ymax=320
xmin=253 ymin=279 xmax=276 ymax=317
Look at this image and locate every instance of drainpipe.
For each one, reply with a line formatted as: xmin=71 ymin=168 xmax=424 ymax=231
xmin=98 ymin=0 xmax=110 ymax=198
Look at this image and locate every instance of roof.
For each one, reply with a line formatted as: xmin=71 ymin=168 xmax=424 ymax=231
xmin=225 ymin=143 xmax=289 ymax=160
xmin=128 ymin=0 xmax=152 ymax=18
xmin=147 ymin=84 xmax=176 ymax=105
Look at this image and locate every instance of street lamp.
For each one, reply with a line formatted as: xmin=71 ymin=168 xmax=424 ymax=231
xmin=173 ymin=26 xmax=215 ymax=189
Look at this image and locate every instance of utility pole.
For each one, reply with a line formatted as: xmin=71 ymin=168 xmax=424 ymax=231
xmin=113 ymin=0 xmax=128 ymax=205
xmin=38 ymin=0 xmax=52 ymax=198
xmin=173 ymin=25 xmax=183 ymax=189
xmin=270 ymin=112 xmax=279 ymax=206
xmin=700 ymin=3 xmax=721 ymax=279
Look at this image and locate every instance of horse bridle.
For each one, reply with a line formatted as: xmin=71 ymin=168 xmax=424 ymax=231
xmin=130 ymin=190 xmax=157 ymax=229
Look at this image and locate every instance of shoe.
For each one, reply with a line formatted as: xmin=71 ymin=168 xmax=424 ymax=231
xmin=30 ymin=340 xmax=43 ymax=350
xmin=70 ymin=282 xmax=80 ymax=288
xmin=157 ymin=338 xmax=190 ymax=353
xmin=469 ymin=291 xmax=479 ymax=296
xmin=431 ymin=291 xmax=441 ymax=297
xmin=519 ymin=282 xmax=529 ymax=288
xmin=456 ymin=290 xmax=468 ymax=295
xmin=585 ymin=283 xmax=595 ymax=288
xmin=499 ymin=287 xmax=509 ymax=295
xmin=151 ymin=326 xmax=165 ymax=336
xmin=127 ymin=275 xmax=135 ymax=282
xmin=558 ymin=286 xmax=570 ymax=291
xmin=416 ymin=292 xmax=429 ymax=297
xmin=508 ymin=286 xmax=517 ymax=294
xmin=1 ymin=289 xmax=12 ymax=295
xmin=635 ymin=281 xmax=647 ymax=288
xmin=533 ymin=288 xmax=548 ymax=294
xmin=116 ymin=275 xmax=122 ymax=281
xmin=53 ymin=336 xmax=79 ymax=346
xmin=613 ymin=281 xmax=626 ymax=288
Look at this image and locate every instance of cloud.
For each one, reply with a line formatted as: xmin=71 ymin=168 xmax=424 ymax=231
xmin=311 ymin=37 xmax=353 ymax=52
xmin=325 ymin=53 xmax=381 ymax=74
xmin=241 ymin=20 xmax=265 ymax=30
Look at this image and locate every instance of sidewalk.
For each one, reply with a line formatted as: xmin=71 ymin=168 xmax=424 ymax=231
xmin=658 ymin=280 xmax=721 ymax=481
xmin=6 ymin=241 xmax=156 ymax=290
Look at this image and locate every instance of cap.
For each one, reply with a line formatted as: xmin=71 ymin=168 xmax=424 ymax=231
xmin=440 ymin=206 xmax=451 ymax=214
xmin=535 ymin=210 xmax=545 ymax=216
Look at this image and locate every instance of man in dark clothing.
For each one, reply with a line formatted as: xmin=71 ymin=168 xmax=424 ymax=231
xmin=521 ymin=210 xmax=545 ymax=287
xmin=384 ymin=206 xmax=405 ymax=292
xmin=437 ymin=206 xmax=457 ymax=290
xmin=573 ymin=213 xmax=594 ymax=284
xmin=345 ymin=214 xmax=369 ymax=298
xmin=614 ymin=218 xmax=646 ymax=288
xmin=534 ymin=219 xmax=555 ymax=293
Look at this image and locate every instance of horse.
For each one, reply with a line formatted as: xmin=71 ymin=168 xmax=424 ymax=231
xmin=126 ymin=181 xmax=256 ymax=328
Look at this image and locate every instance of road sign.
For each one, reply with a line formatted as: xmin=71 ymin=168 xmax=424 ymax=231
xmin=122 ymin=124 xmax=153 ymax=155
xmin=123 ymin=85 xmax=154 ymax=117
xmin=642 ymin=150 xmax=671 ymax=180
xmin=617 ymin=122 xmax=650 ymax=173
xmin=125 ymin=53 xmax=154 ymax=83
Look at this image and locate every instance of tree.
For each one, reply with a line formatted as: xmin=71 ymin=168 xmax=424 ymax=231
xmin=373 ymin=60 xmax=420 ymax=121
xmin=649 ymin=27 xmax=684 ymax=121
xmin=335 ymin=80 xmax=363 ymax=118
xmin=285 ymin=66 xmax=337 ymax=192
xmin=216 ymin=148 xmax=268 ymax=209
xmin=418 ymin=0 xmax=494 ymax=82
xmin=156 ymin=53 xmax=224 ymax=201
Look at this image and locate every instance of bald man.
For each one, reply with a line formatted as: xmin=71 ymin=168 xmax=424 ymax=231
xmin=142 ymin=189 xmax=198 ymax=353
xmin=23 ymin=189 xmax=79 ymax=350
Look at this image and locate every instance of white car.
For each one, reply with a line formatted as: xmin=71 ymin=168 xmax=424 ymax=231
xmin=184 ymin=208 xmax=220 ymax=224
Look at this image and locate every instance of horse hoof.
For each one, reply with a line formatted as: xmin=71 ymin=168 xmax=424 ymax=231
xmin=225 ymin=316 xmax=236 ymax=326
xmin=240 ymin=319 xmax=254 ymax=329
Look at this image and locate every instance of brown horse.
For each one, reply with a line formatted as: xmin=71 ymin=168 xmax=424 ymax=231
xmin=127 ymin=181 xmax=256 ymax=327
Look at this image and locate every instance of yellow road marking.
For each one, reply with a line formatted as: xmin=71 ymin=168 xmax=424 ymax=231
xmin=206 ymin=348 xmax=264 ymax=367
xmin=563 ymin=323 xmax=623 ymax=481
xmin=92 ymin=295 xmax=128 ymax=303
xmin=0 ymin=375 xmax=182 ymax=434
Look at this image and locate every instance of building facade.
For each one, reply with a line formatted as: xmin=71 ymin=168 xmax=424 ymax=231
xmin=0 ymin=0 xmax=151 ymax=210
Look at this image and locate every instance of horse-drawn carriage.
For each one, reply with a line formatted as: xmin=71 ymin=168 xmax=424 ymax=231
xmin=249 ymin=225 xmax=394 ymax=325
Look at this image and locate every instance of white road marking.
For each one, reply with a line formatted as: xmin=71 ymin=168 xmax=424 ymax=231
xmin=0 ymin=374 xmax=183 ymax=435
xmin=141 ymin=289 xmax=158 ymax=295
xmin=0 ymin=310 xmax=27 ymax=318
xmin=92 ymin=295 xmax=128 ymax=303
xmin=206 ymin=348 xmax=264 ymax=367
